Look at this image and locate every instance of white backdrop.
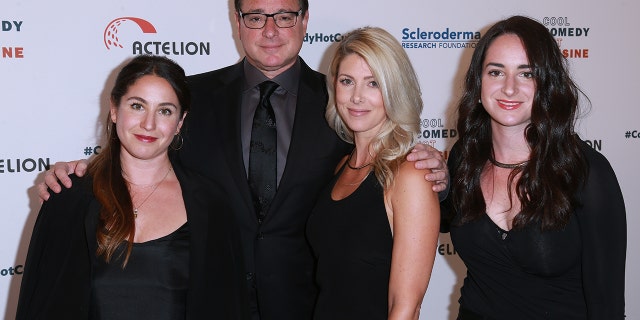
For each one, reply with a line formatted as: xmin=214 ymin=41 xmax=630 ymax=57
xmin=1 ymin=0 xmax=638 ymax=319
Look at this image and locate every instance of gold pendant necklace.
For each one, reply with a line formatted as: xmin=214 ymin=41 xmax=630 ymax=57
xmin=131 ymin=167 xmax=172 ymax=219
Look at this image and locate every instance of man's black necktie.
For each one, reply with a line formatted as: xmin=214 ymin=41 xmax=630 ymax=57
xmin=249 ymin=81 xmax=279 ymax=222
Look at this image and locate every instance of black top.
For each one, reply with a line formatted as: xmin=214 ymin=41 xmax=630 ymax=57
xmin=16 ymin=164 xmax=250 ymax=320
xmin=306 ymin=166 xmax=392 ymax=320
xmin=90 ymin=223 xmax=190 ymax=319
xmin=443 ymin=140 xmax=627 ymax=319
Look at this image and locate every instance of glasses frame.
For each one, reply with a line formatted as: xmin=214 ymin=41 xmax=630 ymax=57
xmin=238 ymin=10 xmax=303 ymax=29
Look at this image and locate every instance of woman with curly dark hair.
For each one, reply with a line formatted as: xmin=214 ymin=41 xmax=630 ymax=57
xmin=443 ymin=16 xmax=626 ymax=319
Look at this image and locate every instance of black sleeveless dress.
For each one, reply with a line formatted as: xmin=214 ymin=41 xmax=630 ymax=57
xmin=306 ymin=166 xmax=392 ymax=320
xmin=90 ymin=223 xmax=190 ymax=320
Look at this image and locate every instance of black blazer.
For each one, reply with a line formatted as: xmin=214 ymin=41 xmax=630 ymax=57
xmin=176 ymin=58 xmax=350 ymax=320
xmin=16 ymin=164 xmax=249 ymax=320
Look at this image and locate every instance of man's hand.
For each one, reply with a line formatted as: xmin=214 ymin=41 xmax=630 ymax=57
xmin=406 ymin=144 xmax=449 ymax=193
xmin=38 ymin=160 xmax=89 ymax=201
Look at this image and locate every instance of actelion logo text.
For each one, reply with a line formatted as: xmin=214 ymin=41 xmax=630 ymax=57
xmin=0 ymin=158 xmax=50 ymax=174
xmin=103 ymin=17 xmax=210 ymax=56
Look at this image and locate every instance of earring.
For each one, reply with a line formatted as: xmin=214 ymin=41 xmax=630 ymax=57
xmin=171 ymin=133 xmax=184 ymax=150
xmin=478 ymin=99 xmax=482 ymax=104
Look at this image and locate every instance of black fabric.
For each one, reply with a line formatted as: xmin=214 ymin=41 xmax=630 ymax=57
xmin=457 ymin=306 xmax=496 ymax=320
xmin=306 ymin=164 xmax=392 ymax=320
xmin=16 ymin=165 xmax=250 ymax=320
xmin=442 ymin=139 xmax=626 ymax=320
xmin=249 ymin=80 xmax=279 ymax=221
xmin=90 ymin=223 xmax=189 ymax=319
xmin=16 ymin=177 xmax=95 ymax=319
xmin=179 ymin=58 xmax=351 ymax=320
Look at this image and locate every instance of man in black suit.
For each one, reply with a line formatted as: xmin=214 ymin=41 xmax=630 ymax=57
xmin=177 ymin=2 xmax=355 ymax=317
xmin=39 ymin=0 xmax=448 ymax=319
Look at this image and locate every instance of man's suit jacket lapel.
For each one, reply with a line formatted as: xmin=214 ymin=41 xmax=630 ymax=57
xmin=214 ymin=63 xmax=257 ymax=219
xmin=266 ymin=61 xmax=328 ymax=221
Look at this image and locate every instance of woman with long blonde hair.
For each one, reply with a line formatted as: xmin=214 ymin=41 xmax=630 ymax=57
xmin=307 ymin=27 xmax=440 ymax=320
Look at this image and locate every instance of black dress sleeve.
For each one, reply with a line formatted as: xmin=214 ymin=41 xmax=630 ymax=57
xmin=576 ymin=144 xmax=627 ymax=319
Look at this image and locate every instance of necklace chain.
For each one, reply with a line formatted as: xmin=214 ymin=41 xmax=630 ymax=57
xmin=131 ymin=167 xmax=172 ymax=219
xmin=488 ymin=153 xmax=528 ymax=169
xmin=347 ymin=149 xmax=372 ymax=170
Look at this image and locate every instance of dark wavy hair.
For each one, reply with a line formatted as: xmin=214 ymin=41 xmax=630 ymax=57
xmin=452 ymin=15 xmax=588 ymax=230
xmin=87 ymin=55 xmax=190 ymax=266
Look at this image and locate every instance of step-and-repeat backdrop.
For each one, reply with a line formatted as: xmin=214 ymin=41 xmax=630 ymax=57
xmin=2 ymin=0 xmax=638 ymax=318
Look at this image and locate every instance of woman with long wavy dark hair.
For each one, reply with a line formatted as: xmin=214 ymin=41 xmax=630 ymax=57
xmin=443 ymin=16 xmax=626 ymax=319
xmin=17 ymin=55 xmax=248 ymax=319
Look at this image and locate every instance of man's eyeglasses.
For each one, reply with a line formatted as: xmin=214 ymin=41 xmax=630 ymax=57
xmin=239 ymin=10 xmax=303 ymax=29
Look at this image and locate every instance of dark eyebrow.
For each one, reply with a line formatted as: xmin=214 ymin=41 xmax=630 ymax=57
xmin=485 ymin=62 xmax=531 ymax=69
xmin=126 ymin=96 xmax=147 ymax=103
xmin=127 ymin=96 xmax=178 ymax=109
